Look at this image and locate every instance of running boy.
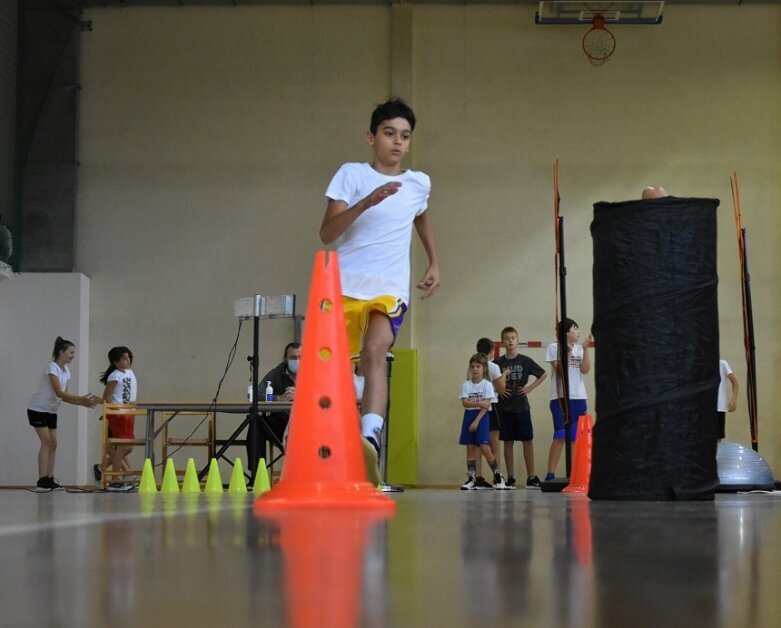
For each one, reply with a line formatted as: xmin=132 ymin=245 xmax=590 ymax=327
xmin=320 ymin=98 xmax=441 ymax=467
xmin=494 ymin=326 xmax=547 ymax=489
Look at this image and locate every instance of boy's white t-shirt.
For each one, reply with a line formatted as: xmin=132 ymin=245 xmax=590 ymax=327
xmin=717 ymin=360 xmax=733 ymax=412
xmin=106 ymin=369 xmax=138 ymax=404
xmin=460 ymin=379 xmax=495 ymax=404
xmin=545 ymin=342 xmax=587 ymax=400
xmin=28 ymin=362 xmax=70 ymax=414
xmin=325 ymin=162 xmax=430 ymax=304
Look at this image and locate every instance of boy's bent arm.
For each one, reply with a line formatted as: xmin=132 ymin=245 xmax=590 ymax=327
xmin=320 ymin=183 xmax=402 ymax=244
xmin=413 ymin=212 xmax=441 ymax=298
xmin=319 ymin=199 xmax=365 ymax=245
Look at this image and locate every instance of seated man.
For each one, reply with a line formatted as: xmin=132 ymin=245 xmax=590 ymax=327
xmin=246 ymin=341 xmax=300 ymax=468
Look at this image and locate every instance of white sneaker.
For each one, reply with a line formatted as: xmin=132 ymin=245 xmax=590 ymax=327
xmin=460 ymin=476 xmax=477 ymax=490
xmin=493 ymin=473 xmax=508 ymax=490
xmin=107 ymin=482 xmax=134 ymax=492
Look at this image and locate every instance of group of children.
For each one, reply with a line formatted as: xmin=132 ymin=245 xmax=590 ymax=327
xmin=459 ymin=319 xmax=592 ymax=490
xmin=27 ymin=337 xmax=137 ymax=491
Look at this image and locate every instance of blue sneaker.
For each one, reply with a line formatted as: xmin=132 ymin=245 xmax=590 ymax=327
xmin=544 ymin=472 xmax=556 ymax=482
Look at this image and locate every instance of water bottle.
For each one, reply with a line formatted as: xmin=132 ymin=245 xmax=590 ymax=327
xmin=265 ymin=381 xmax=274 ymax=402
xmin=247 ymin=383 xmax=254 ymax=402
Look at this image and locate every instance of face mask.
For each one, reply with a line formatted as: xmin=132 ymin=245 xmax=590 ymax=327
xmin=287 ymin=359 xmax=299 ymax=374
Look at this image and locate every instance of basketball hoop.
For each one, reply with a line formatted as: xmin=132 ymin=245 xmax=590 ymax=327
xmin=582 ymin=14 xmax=616 ymax=65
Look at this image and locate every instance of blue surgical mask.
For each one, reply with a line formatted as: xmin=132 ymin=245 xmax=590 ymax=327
xmin=287 ymin=358 xmax=299 ymax=374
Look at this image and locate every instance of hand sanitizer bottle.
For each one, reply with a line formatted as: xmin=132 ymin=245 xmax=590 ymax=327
xmin=265 ymin=381 xmax=274 ymax=402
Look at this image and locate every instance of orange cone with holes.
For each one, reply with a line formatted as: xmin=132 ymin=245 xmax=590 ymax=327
xmin=563 ymin=414 xmax=594 ymax=494
xmin=254 ymin=251 xmax=395 ymax=512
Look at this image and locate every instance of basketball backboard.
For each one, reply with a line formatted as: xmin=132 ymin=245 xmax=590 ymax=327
xmin=536 ymin=1 xmax=664 ymax=25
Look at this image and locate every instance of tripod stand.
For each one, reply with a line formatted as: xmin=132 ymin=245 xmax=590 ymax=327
xmin=379 ymin=353 xmax=404 ymax=492
xmin=204 ymin=294 xmax=295 ymax=483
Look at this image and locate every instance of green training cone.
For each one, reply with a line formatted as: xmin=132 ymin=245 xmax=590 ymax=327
xmin=182 ymin=458 xmax=202 ymax=493
xmin=138 ymin=458 xmax=158 ymax=494
xmin=205 ymin=458 xmax=224 ymax=493
xmin=161 ymin=458 xmax=181 ymax=494
xmin=253 ymin=458 xmax=271 ymax=495
xmin=228 ymin=458 xmax=248 ymax=494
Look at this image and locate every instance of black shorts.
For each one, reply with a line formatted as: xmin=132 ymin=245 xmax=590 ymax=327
xmin=716 ymin=411 xmax=726 ymax=440
xmin=498 ymin=409 xmax=533 ymax=442
xmin=489 ymin=406 xmax=500 ymax=431
xmin=28 ymin=409 xmax=58 ymax=429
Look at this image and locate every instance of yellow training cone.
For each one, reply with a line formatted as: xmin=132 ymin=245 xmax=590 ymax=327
xmin=138 ymin=458 xmax=158 ymax=494
xmin=205 ymin=458 xmax=224 ymax=493
xmin=161 ymin=458 xmax=181 ymax=493
xmin=228 ymin=458 xmax=248 ymax=494
xmin=253 ymin=458 xmax=271 ymax=495
xmin=182 ymin=458 xmax=201 ymax=493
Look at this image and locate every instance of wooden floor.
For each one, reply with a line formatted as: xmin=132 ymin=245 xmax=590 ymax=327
xmin=1 ymin=486 xmax=780 ymax=627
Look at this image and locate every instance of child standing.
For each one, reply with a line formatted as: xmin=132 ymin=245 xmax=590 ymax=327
xmin=494 ymin=326 xmax=547 ymax=489
xmin=459 ymin=354 xmax=507 ymax=490
xmin=99 ymin=346 xmax=138 ymax=492
xmin=27 ymin=336 xmax=99 ymax=491
xmin=544 ymin=318 xmax=592 ymax=481
xmin=469 ymin=337 xmax=508 ymax=488
xmin=717 ymin=359 xmax=739 ymax=441
xmin=320 ymin=98 xmax=441 ymax=474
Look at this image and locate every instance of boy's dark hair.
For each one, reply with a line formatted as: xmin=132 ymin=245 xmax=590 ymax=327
xmin=500 ymin=326 xmax=518 ymax=339
xmin=52 ymin=336 xmax=74 ymax=359
xmin=370 ymin=98 xmax=416 ymax=135
xmin=476 ymin=337 xmax=494 ymax=355
xmin=99 ymin=346 xmax=134 ymax=385
xmin=558 ymin=318 xmax=578 ymax=336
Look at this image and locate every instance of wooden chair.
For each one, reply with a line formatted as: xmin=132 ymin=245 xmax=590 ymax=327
xmin=161 ymin=411 xmax=215 ymax=475
xmin=100 ymin=402 xmax=148 ymax=489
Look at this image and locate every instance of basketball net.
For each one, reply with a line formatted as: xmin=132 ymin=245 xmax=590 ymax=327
xmin=582 ymin=15 xmax=616 ymax=65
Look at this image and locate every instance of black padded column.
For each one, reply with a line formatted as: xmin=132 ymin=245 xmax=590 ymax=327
xmin=589 ymin=196 xmax=720 ymax=500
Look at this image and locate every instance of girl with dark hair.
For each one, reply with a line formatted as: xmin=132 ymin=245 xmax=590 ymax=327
xmin=27 ymin=337 xmax=99 ymax=491
xmin=99 ymin=346 xmax=138 ymax=491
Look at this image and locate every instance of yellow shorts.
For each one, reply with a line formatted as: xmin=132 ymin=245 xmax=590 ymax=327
xmin=342 ymin=295 xmax=407 ymax=360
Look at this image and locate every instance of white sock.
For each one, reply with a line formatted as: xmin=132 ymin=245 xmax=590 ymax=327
xmin=361 ymin=413 xmax=384 ymax=440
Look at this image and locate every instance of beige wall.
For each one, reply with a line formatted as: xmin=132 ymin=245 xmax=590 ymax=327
xmin=77 ymin=5 xmax=781 ymax=484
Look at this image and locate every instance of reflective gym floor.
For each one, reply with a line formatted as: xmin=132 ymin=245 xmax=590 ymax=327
xmin=1 ymin=487 xmax=780 ymax=627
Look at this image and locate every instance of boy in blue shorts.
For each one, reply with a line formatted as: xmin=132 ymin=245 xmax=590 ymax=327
xmin=320 ymin=98 xmax=441 ymax=477
xmin=495 ymin=326 xmax=547 ymax=489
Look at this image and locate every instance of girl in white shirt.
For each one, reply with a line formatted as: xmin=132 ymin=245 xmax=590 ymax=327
xmin=27 ymin=337 xmax=99 ymax=491
xmin=99 ymin=346 xmax=138 ymax=491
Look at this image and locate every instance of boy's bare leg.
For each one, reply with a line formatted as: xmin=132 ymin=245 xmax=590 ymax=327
xmin=490 ymin=431 xmax=500 ymax=469
xmin=504 ymin=441 xmax=514 ymax=479
xmin=522 ymin=440 xmax=535 ymax=478
xmin=359 ymin=312 xmax=394 ymax=437
xmin=547 ymin=438 xmax=564 ymax=477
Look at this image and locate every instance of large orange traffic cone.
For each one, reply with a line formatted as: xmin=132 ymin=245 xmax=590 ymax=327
xmin=563 ymin=414 xmax=593 ymax=494
xmin=254 ymin=251 xmax=395 ymax=512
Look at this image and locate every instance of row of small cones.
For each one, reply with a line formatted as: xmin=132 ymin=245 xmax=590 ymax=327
xmin=137 ymin=457 xmax=271 ymax=495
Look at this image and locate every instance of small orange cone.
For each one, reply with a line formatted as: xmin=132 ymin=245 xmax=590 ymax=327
xmin=254 ymin=251 xmax=394 ymax=512
xmin=563 ymin=414 xmax=593 ymax=494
